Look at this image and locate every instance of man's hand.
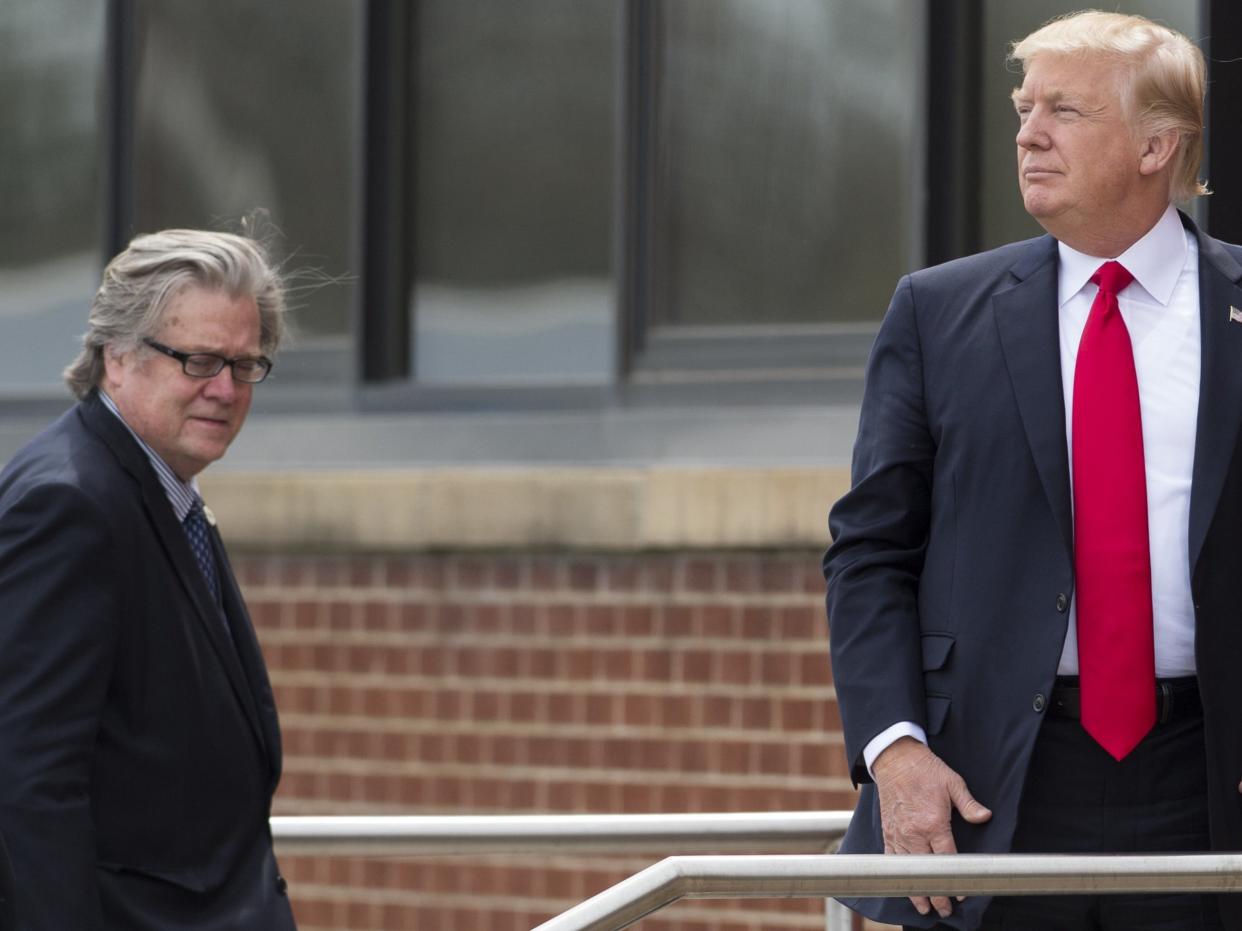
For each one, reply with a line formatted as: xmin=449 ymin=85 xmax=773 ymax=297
xmin=872 ymin=737 xmax=993 ymax=919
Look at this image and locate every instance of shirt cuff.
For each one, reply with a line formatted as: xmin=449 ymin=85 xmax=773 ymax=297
xmin=863 ymin=721 xmax=928 ymax=778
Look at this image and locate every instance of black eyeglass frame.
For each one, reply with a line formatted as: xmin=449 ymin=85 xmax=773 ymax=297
xmin=142 ymin=338 xmax=274 ymax=384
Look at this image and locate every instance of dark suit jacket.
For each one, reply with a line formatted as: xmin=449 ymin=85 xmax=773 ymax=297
xmin=824 ymin=215 xmax=1242 ymax=929
xmin=0 ymin=391 xmax=295 ymax=930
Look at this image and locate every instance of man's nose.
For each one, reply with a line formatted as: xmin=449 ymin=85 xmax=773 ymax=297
xmin=202 ymin=367 xmax=238 ymax=401
xmin=1016 ymin=113 xmax=1048 ymax=150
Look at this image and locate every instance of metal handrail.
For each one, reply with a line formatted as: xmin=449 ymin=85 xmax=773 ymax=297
xmin=533 ymin=852 xmax=1242 ymax=930
xmin=269 ymin=811 xmax=853 ymax=856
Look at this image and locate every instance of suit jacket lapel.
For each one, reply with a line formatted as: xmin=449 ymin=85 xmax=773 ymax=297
xmin=1189 ymin=229 xmax=1242 ymax=573
xmin=211 ymin=528 xmax=282 ymax=783
xmin=992 ymin=238 xmax=1074 ymax=560
xmin=77 ymin=395 xmax=271 ymax=761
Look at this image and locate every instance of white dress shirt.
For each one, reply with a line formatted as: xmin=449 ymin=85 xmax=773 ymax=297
xmin=862 ymin=204 xmax=1200 ymax=775
xmin=1055 ymin=204 xmax=1199 ymax=676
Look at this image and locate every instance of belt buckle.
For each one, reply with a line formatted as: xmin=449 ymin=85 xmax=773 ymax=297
xmin=1158 ymin=681 xmax=1173 ymax=725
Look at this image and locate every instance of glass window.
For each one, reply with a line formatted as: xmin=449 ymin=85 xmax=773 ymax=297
xmin=0 ymin=1 xmax=104 ymax=394
xmin=410 ymin=0 xmax=616 ymax=386
xmin=131 ymin=0 xmax=357 ymax=381
xmin=979 ymin=1 xmax=1201 ymax=250
xmin=650 ymin=0 xmax=923 ymax=327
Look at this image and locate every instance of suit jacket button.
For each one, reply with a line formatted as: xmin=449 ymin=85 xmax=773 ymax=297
xmin=276 ymin=875 xmax=288 ymax=895
xmin=1032 ymin=693 xmax=1047 ymax=713
xmin=1055 ymin=593 xmax=1069 ymax=613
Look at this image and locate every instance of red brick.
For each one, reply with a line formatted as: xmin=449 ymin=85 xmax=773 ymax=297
xmin=492 ymin=557 xmax=522 ymax=589
xmin=718 ymin=651 xmax=752 ymax=685
xmin=546 ymin=603 xmax=576 ymax=636
xmin=362 ymin=601 xmax=389 ymax=630
xmin=529 ymin=559 xmax=559 ymax=590
xmin=759 ymin=651 xmax=794 ymax=684
xmin=475 ymin=603 xmax=503 ymax=633
xmin=452 ymin=556 xmax=489 ymax=589
xmin=681 ymin=557 xmax=719 ymax=593
xmin=702 ymin=696 xmax=734 ymax=728
xmin=436 ymin=603 xmax=465 ymax=633
xmin=508 ymin=692 xmax=537 ymax=722
xmin=698 ymin=604 xmax=733 ymax=637
xmin=802 ymin=561 xmax=828 ymax=595
xmin=621 ymin=606 xmax=655 ymax=636
xmin=564 ymin=649 xmax=594 ymax=680
xmin=547 ymin=694 xmax=576 ymax=724
xmin=380 ymin=556 xmax=412 ymax=587
xmin=780 ymin=605 xmax=822 ymax=640
xmin=526 ymin=648 xmax=557 ymax=679
xmin=723 ymin=555 xmax=757 ymax=592
xmin=640 ymin=650 xmax=673 ymax=681
xmin=663 ymin=605 xmax=694 ymax=637
xmin=717 ymin=740 xmax=751 ymax=774
xmin=606 ymin=562 xmax=640 ymax=590
xmin=568 ymin=560 xmax=599 ymax=591
xmin=321 ymin=601 xmax=349 ymax=632
xmin=644 ymin=560 xmax=675 ymax=593
xmin=758 ymin=742 xmax=793 ymax=774
xmin=781 ymin=697 xmax=819 ymax=732
xmin=680 ymin=650 xmax=712 ymax=682
xmin=600 ymin=649 xmax=633 ymax=680
xmin=741 ymin=606 xmax=776 ymax=638
xmin=348 ymin=559 xmax=374 ymax=588
xmin=472 ymin=690 xmax=501 ymax=721
xmin=623 ymin=694 xmax=657 ymax=726
xmin=678 ymin=741 xmax=711 ymax=772
xmin=584 ymin=693 xmax=613 ymax=724
xmin=740 ymin=697 xmax=773 ymax=729
xmin=511 ymin=603 xmax=538 ymax=634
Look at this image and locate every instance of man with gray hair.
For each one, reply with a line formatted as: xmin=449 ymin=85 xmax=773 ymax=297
xmin=0 ymin=229 xmax=297 ymax=929
xmin=826 ymin=11 xmax=1241 ymax=930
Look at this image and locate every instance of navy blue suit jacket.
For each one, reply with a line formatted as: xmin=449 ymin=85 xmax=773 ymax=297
xmin=0 ymin=392 xmax=295 ymax=930
xmin=824 ymin=215 xmax=1242 ymax=929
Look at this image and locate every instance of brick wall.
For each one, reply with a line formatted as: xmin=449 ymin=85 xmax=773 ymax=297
xmin=240 ymin=549 xmax=863 ymax=930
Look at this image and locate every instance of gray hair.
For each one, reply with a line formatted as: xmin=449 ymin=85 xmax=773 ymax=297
xmin=65 ymin=229 xmax=287 ymax=399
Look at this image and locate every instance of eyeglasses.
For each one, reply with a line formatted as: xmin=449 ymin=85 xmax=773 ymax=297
xmin=142 ymin=338 xmax=273 ymax=384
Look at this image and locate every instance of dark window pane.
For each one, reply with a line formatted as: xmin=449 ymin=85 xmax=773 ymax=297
xmin=651 ymin=0 xmax=922 ymax=327
xmin=0 ymin=1 xmax=104 ymax=392
xmin=979 ymin=1 xmax=1200 ymax=250
xmin=410 ymin=0 xmax=615 ymax=386
xmin=131 ymin=0 xmax=356 ymax=347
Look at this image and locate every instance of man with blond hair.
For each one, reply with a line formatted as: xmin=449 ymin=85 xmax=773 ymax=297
xmin=0 ymin=229 xmax=296 ymax=929
xmin=825 ymin=11 xmax=1241 ymax=930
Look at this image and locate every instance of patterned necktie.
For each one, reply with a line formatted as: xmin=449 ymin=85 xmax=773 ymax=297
xmin=184 ymin=500 xmax=222 ymax=608
xmin=1072 ymin=260 xmax=1155 ymax=760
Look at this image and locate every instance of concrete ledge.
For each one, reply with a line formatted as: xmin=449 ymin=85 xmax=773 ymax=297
xmin=198 ymin=467 xmax=851 ymax=551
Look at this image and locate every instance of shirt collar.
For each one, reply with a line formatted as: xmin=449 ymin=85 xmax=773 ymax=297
xmin=98 ymin=390 xmax=201 ymax=522
xmin=1056 ymin=203 xmax=1187 ymax=308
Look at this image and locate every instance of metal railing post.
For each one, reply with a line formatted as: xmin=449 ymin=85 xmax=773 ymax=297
xmin=825 ymin=896 xmax=856 ymax=931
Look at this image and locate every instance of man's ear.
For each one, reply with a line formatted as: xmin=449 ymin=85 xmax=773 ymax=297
xmin=100 ymin=345 xmax=127 ymax=391
xmin=1139 ymin=128 xmax=1179 ymax=177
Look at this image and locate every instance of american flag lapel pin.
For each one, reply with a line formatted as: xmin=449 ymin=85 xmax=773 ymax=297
xmin=1230 ymin=306 xmax=1242 ymax=324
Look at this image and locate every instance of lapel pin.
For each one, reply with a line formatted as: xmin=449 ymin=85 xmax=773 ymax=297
xmin=202 ymin=505 xmax=217 ymax=527
xmin=1231 ymin=306 xmax=1242 ymax=324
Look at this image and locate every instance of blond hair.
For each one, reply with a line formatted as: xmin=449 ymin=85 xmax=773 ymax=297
xmin=1010 ymin=10 xmax=1207 ymax=202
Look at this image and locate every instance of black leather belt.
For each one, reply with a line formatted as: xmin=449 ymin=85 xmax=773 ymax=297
xmin=1049 ymin=676 xmax=1201 ymax=724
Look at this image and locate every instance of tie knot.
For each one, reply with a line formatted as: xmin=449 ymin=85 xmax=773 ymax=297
xmin=1091 ymin=260 xmax=1134 ymax=296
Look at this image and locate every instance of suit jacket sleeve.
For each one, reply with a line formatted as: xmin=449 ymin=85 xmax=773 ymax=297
xmin=0 ymin=481 xmax=121 ymax=930
xmin=824 ymin=275 xmax=935 ymax=784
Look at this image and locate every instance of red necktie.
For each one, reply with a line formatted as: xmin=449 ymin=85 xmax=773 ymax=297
xmin=1072 ymin=260 xmax=1155 ymax=760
